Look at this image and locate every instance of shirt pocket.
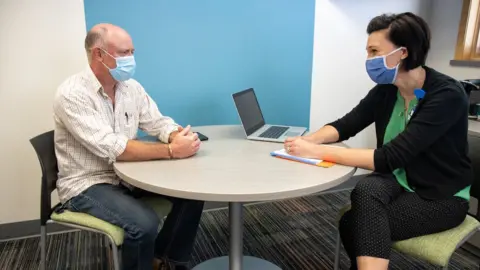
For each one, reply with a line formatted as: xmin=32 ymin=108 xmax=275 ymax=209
xmin=121 ymin=104 xmax=139 ymax=139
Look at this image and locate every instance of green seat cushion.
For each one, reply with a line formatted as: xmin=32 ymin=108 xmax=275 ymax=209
xmin=51 ymin=210 xmax=125 ymax=245
xmin=392 ymin=215 xmax=480 ymax=267
xmin=337 ymin=204 xmax=480 ymax=267
xmin=51 ymin=197 xmax=173 ymax=246
xmin=140 ymin=196 xmax=173 ymax=220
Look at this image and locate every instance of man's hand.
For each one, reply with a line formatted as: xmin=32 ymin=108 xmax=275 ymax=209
xmin=284 ymin=137 xmax=319 ymax=158
xmin=169 ymin=125 xmax=194 ymax=143
xmin=170 ymin=125 xmax=201 ymax=158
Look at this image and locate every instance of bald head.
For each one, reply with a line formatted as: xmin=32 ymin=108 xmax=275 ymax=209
xmin=85 ymin=23 xmax=133 ymax=63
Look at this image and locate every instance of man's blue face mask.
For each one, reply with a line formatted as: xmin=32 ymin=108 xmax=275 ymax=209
xmin=101 ymin=49 xmax=136 ymax=81
xmin=365 ymin=47 xmax=404 ymax=84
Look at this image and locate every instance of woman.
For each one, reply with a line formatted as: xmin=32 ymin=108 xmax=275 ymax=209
xmin=284 ymin=12 xmax=472 ymax=270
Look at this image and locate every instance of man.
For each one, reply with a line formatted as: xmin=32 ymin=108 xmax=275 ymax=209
xmin=53 ymin=23 xmax=204 ymax=270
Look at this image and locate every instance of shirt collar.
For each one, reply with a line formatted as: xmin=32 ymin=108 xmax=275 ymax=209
xmin=84 ymin=65 xmax=129 ymax=94
xmin=84 ymin=65 xmax=103 ymax=93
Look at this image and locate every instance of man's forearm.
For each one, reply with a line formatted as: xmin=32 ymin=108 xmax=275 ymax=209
xmin=117 ymin=140 xmax=171 ymax=161
xmin=307 ymin=125 xmax=340 ymax=144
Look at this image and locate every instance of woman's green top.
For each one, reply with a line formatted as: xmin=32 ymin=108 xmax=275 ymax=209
xmin=383 ymin=91 xmax=470 ymax=200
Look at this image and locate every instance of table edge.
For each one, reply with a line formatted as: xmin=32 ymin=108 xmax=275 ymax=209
xmin=114 ymin=165 xmax=357 ymax=202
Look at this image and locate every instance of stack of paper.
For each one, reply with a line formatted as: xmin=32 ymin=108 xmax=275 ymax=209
xmin=270 ymin=149 xmax=335 ymax=167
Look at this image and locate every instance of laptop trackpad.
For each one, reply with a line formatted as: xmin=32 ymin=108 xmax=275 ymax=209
xmin=285 ymin=131 xmax=302 ymax=137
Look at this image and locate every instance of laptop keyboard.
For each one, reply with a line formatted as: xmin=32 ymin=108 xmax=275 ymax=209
xmin=259 ymin=126 xmax=289 ymax=139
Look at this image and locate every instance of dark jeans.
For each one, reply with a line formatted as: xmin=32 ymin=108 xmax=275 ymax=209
xmin=61 ymin=183 xmax=204 ymax=270
xmin=339 ymin=173 xmax=469 ymax=270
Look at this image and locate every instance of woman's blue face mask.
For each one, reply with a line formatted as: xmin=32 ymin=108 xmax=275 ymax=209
xmin=365 ymin=47 xmax=404 ymax=85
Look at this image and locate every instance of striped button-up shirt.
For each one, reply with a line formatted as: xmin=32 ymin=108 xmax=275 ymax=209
xmin=53 ymin=66 xmax=179 ymax=203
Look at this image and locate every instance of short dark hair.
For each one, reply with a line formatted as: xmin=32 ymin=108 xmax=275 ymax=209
xmin=367 ymin=12 xmax=431 ymax=71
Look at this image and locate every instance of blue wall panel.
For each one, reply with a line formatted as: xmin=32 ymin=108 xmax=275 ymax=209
xmin=84 ymin=0 xmax=314 ymax=128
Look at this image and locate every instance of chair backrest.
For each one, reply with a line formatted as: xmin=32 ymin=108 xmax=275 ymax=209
xmin=460 ymin=80 xmax=480 ymax=95
xmin=461 ymin=79 xmax=480 ymax=117
xmin=468 ymin=133 xmax=480 ymax=219
xmin=29 ymin=130 xmax=58 ymax=225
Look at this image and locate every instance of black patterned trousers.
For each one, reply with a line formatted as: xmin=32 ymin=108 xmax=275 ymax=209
xmin=339 ymin=173 xmax=469 ymax=270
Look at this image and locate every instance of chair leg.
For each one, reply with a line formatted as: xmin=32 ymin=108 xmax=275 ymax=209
xmin=40 ymin=225 xmax=47 ymax=270
xmin=118 ymin=248 xmax=122 ymax=269
xmin=104 ymin=237 xmax=112 ymax=270
xmin=111 ymin=240 xmax=121 ymax=270
xmin=334 ymin=231 xmax=341 ymax=270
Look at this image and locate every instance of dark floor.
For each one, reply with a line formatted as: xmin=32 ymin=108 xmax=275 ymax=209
xmin=1 ymin=188 xmax=478 ymax=270
xmin=203 ymin=174 xmax=360 ymax=210
xmin=0 ymin=175 xmax=361 ymax=240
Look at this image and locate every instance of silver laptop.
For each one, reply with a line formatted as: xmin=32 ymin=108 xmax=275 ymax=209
xmin=232 ymin=88 xmax=307 ymax=142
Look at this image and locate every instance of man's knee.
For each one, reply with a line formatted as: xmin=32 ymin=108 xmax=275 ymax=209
xmin=126 ymin=207 xmax=161 ymax=241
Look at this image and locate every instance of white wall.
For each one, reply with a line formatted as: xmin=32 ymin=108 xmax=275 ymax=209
xmin=310 ymin=0 xmax=432 ymax=174
xmin=427 ymin=0 xmax=480 ymax=79
xmin=0 ymin=0 xmax=87 ymax=224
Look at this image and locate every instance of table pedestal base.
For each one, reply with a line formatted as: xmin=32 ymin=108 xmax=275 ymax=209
xmin=192 ymin=256 xmax=281 ymax=270
xmin=193 ymin=202 xmax=281 ymax=270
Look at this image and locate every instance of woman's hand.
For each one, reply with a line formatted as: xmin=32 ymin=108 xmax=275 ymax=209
xmin=285 ymin=137 xmax=375 ymax=170
xmin=284 ymin=137 xmax=320 ymax=158
xmin=284 ymin=134 xmax=317 ymax=144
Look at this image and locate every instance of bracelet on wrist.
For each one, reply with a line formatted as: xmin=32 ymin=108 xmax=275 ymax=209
xmin=168 ymin=144 xmax=173 ymax=159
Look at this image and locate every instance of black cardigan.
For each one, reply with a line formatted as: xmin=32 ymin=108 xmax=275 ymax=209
xmin=328 ymin=66 xmax=472 ymax=200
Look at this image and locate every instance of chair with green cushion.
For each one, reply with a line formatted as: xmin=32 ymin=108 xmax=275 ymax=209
xmin=333 ymin=204 xmax=480 ymax=269
xmin=332 ymin=119 xmax=480 ymax=269
xmin=30 ymin=130 xmax=173 ymax=270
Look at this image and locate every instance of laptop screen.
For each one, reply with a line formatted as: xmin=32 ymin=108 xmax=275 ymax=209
xmin=232 ymin=88 xmax=266 ymax=136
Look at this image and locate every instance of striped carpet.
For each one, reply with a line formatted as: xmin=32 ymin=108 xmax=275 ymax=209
xmin=1 ymin=190 xmax=479 ymax=269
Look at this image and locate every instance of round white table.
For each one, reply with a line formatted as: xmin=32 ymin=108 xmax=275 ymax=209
xmin=114 ymin=125 xmax=356 ymax=270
